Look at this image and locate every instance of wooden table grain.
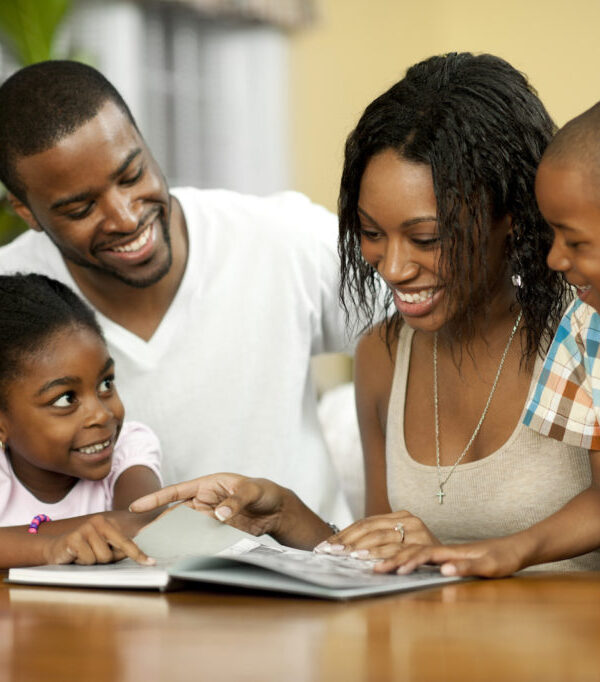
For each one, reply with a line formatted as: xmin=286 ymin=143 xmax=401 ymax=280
xmin=1 ymin=571 xmax=600 ymax=682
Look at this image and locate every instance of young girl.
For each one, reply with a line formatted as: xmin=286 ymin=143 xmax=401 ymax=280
xmin=0 ymin=273 xmax=162 ymax=568
xmin=131 ymin=53 xmax=600 ymax=575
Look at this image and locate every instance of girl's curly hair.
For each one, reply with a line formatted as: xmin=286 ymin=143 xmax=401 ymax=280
xmin=338 ymin=52 xmax=570 ymax=359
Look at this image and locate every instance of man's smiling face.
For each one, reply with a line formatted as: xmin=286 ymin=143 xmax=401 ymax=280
xmin=12 ymin=99 xmax=172 ymax=289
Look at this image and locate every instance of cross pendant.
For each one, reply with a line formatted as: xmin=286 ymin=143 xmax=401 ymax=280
xmin=436 ymin=488 xmax=445 ymax=504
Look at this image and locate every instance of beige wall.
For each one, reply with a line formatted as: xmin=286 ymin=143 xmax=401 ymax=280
xmin=294 ymin=0 xmax=600 ymax=393
xmin=290 ymin=0 xmax=600 ymax=213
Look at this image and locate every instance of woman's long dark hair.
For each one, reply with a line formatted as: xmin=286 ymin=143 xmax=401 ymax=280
xmin=339 ymin=52 xmax=570 ymax=358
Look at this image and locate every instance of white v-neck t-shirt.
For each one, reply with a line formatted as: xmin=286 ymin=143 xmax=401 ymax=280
xmin=0 ymin=188 xmax=353 ymax=527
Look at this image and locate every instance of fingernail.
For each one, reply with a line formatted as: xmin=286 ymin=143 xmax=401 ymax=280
xmin=143 ymin=557 xmax=156 ymax=566
xmin=350 ymin=549 xmax=370 ymax=559
xmin=313 ymin=541 xmax=330 ymax=553
xmin=314 ymin=542 xmax=345 ymax=554
xmin=396 ymin=565 xmax=411 ymax=575
xmin=441 ymin=564 xmax=457 ymax=576
xmin=215 ymin=506 xmax=232 ymax=521
xmin=327 ymin=543 xmax=346 ymax=555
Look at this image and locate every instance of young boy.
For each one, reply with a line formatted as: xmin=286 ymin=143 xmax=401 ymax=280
xmin=524 ymin=101 xmax=600 ymax=447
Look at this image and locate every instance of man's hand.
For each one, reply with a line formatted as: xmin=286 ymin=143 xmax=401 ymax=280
xmin=130 ymin=473 xmax=289 ymax=538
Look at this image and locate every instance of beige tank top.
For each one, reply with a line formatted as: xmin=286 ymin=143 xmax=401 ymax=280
xmin=386 ymin=323 xmax=600 ymax=571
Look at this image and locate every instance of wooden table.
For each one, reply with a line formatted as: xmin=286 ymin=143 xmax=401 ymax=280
xmin=1 ymin=571 xmax=599 ymax=682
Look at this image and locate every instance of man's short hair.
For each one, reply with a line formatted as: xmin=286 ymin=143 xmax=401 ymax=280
xmin=0 ymin=60 xmax=138 ymax=203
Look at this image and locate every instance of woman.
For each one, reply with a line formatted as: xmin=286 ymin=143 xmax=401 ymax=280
xmin=132 ymin=53 xmax=600 ymax=576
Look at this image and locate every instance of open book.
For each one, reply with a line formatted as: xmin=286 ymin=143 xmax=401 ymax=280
xmin=6 ymin=505 xmax=466 ymax=600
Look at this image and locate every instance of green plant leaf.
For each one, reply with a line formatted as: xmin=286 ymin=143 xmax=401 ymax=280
xmin=0 ymin=0 xmax=72 ymax=64
xmin=0 ymin=194 xmax=26 ymax=245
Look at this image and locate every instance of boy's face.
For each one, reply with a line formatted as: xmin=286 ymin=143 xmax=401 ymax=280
xmin=536 ymin=158 xmax=600 ymax=313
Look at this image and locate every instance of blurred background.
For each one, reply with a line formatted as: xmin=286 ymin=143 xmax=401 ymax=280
xmin=1 ymin=0 xmax=600 ymax=273
xmin=1 ymin=0 xmax=599 ymax=363
xmin=1 ymin=0 xmax=599 ymax=516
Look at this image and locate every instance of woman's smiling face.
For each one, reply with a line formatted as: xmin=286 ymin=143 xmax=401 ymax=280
xmin=358 ymin=150 xmax=447 ymax=333
xmin=358 ymin=149 xmax=513 ymax=334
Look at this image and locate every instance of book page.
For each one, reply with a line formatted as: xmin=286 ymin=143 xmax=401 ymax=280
xmin=219 ymin=540 xmax=450 ymax=589
xmin=133 ymin=503 xmax=276 ymax=560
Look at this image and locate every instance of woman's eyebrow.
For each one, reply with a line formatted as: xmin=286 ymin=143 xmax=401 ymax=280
xmin=358 ymin=206 xmax=438 ymax=228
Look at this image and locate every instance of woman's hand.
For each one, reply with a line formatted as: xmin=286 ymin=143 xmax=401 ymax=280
xmin=130 ymin=473 xmax=332 ymax=549
xmin=42 ymin=515 xmax=155 ymax=566
xmin=315 ymin=511 xmax=440 ymax=558
xmin=372 ymin=536 xmax=523 ymax=578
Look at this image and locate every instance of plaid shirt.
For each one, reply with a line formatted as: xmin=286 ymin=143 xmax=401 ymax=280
xmin=524 ymin=297 xmax=600 ymax=450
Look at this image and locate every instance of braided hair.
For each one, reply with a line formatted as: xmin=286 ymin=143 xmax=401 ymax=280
xmin=0 ymin=273 xmax=104 ymax=409
xmin=339 ymin=52 xmax=570 ymax=358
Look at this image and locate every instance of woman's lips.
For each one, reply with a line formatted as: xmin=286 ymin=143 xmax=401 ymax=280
xmin=392 ymin=287 xmax=443 ymax=317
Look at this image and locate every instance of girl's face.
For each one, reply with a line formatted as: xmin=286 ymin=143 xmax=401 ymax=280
xmin=358 ymin=149 xmax=510 ymax=334
xmin=0 ymin=325 xmax=124 ymax=499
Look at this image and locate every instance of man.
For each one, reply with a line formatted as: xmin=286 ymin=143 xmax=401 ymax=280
xmin=0 ymin=61 xmax=353 ymax=526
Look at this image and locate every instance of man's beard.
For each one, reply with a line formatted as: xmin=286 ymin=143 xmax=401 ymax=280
xmin=53 ymin=208 xmax=173 ymax=289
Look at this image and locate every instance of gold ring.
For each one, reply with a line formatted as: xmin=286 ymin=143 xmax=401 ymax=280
xmin=394 ymin=522 xmax=405 ymax=542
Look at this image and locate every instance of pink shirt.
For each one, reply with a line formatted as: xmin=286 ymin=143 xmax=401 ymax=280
xmin=0 ymin=421 xmax=162 ymax=526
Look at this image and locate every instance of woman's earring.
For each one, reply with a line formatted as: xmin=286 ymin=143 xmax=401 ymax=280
xmin=0 ymin=440 xmax=4 ymax=451
xmin=509 ymin=229 xmax=524 ymax=289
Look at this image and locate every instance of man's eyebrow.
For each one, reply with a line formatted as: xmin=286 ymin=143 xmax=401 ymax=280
xmin=358 ymin=206 xmax=438 ymax=228
xmin=51 ymin=192 xmax=93 ymax=211
xmin=50 ymin=149 xmax=142 ymax=211
xmin=109 ymin=148 xmax=142 ymax=180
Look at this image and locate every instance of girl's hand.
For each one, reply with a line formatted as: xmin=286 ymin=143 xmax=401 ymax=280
xmin=130 ymin=473 xmax=289 ymax=538
xmin=315 ymin=511 xmax=440 ymax=559
xmin=372 ymin=537 xmax=523 ymax=578
xmin=42 ymin=515 xmax=155 ymax=566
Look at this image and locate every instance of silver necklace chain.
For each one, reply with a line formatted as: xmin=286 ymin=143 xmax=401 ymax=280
xmin=433 ymin=310 xmax=523 ymax=504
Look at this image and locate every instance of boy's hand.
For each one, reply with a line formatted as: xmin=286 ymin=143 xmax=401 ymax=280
xmin=43 ymin=515 xmax=156 ymax=566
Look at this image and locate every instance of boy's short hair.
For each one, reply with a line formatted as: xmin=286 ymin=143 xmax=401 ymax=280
xmin=543 ymin=101 xmax=600 ymax=175
xmin=0 ymin=60 xmax=138 ymax=203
